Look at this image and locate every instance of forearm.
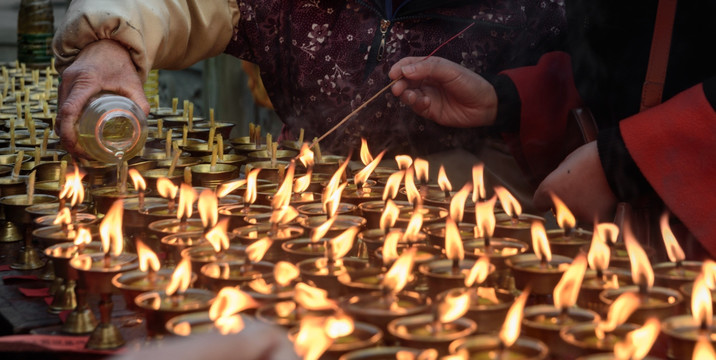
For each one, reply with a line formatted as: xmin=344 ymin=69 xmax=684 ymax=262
xmin=52 ymin=0 xmax=239 ymax=79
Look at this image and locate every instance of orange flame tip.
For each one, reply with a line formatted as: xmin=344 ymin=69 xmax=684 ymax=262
xmin=438 ymin=289 xmax=470 ymax=323
xmin=471 ymin=163 xmax=486 ymax=203
xmin=274 ymin=261 xmax=300 ymax=287
xmin=464 ymin=255 xmax=491 ymax=287
xmin=587 ymin=226 xmax=611 ymax=272
xmin=323 ymin=182 xmax=346 ymax=218
xmin=444 ymin=217 xmax=465 ymax=261
xmin=298 ymin=143 xmax=315 ymax=168
xmin=354 ymin=150 xmax=386 ymax=187
xmin=382 ymin=170 xmax=405 ymax=201
xmin=329 ymin=227 xmax=359 ymax=260
xmin=403 ymin=211 xmax=424 ymax=243
xmin=613 ymin=317 xmax=660 ymax=360
xmin=494 ymin=186 xmax=522 ymax=218
xmin=294 ymin=282 xmax=335 ymax=310
xmin=166 ymin=257 xmax=192 ymax=296
xmin=549 ymin=192 xmax=576 ymax=230
xmin=205 ymin=218 xmax=230 ymax=253
xmin=99 ymin=200 xmax=124 ymax=256
xmin=294 ymin=170 xmax=312 ymax=194
xmin=499 ymin=288 xmax=529 ymax=347
xmin=156 ymin=177 xmax=178 ymax=199
xmin=53 ymin=207 xmax=72 ymax=226
xmin=380 ymin=199 xmax=400 ymax=233
xmin=246 ymin=237 xmax=273 ymax=263
xmin=530 ymin=221 xmax=551 ymax=263
xmin=403 ymin=167 xmax=422 ymax=207
xmin=324 ymin=313 xmax=355 ymax=339
xmin=693 ymin=336 xmax=716 ymax=360
xmin=244 ymin=168 xmax=261 ymax=205
xmin=312 ymin=216 xmax=337 ymax=243
xmin=198 ymin=189 xmax=218 ymax=228
xmin=383 ymin=247 xmax=416 ymax=294
xmin=692 ymin=273 xmax=713 ymax=328
xmin=660 ymin=211 xmax=685 ymax=263
xmin=597 ymin=292 xmax=641 ymax=336
xmin=128 ymin=168 xmax=146 ymax=191
xmin=437 ymin=165 xmax=452 ymax=192
xmin=553 ymin=253 xmax=588 ymax=310
xmin=272 ymin=161 xmax=296 ymax=210
xmin=596 ymin=223 xmax=620 ymax=245
xmin=473 ymin=196 xmax=497 ymax=239
xmin=394 ymin=155 xmax=413 ymax=170
xmin=359 ymin=138 xmax=374 ymax=166
xmin=413 ymin=158 xmax=429 ymax=183
xmin=623 ymin=222 xmax=654 ymax=290
xmin=382 ymin=230 xmax=403 ymax=265
xmin=216 ymin=179 xmax=247 ymax=198
xmin=136 ymin=240 xmax=160 ymax=273
xmin=449 ymin=182 xmax=472 ymax=223
xmin=73 ymin=227 xmax=92 ymax=246
xmin=176 ymin=183 xmax=197 ymax=220
xmin=209 ymin=287 xmax=258 ymax=321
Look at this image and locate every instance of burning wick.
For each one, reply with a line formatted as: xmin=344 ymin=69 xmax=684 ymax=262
xmin=451 ymin=258 xmax=460 ymax=276
xmin=325 ymin=240 xmax=336 ymax=274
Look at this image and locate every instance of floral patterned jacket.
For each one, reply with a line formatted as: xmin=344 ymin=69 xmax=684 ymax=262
xmin=226 ymin=0 xmax=565 ymax=156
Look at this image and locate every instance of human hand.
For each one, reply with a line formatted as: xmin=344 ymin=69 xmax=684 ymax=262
xmin=389 ymin=56 xmax=497 ymax=128
xmin=533 ymin=141 xmax=618 ymax=223
xmin=56 ymin=39 xmax=149 ymax=158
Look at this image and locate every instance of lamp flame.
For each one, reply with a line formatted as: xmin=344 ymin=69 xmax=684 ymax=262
xmin=53 ymin=207 xmax=71 ymax=226
xmin=324 ymin=313 xmax=355 ymax=339
xmin=209 ymin=287 xmax=258 ymax=321
xmin=588 ymin=226 xmax=611 ymax=272
xmin=176 ymin=183 xmax=197 ymax=220
xmin=128 ymin=168 xmax=146 ymax=191
xmin=359 ymin=138 xmax=373 ymax=166
xmin=382 ymin=230 xmax=402 ymax=265
xmin=294 ymin=170 xmax=312 ymax=194
xmin=703 ymin=260 xmax=716 ymax=289
xmin=246 ymin=237 xmax=273 ymax=263
xmin=298 ymin=143 xmax=315 ymax=167
xmin=245 ymin=168 xmax=260 ymax=205
xmin=438 ymin=289 xmax=470 ymax=323
xmin=494 ymin=186 xmax=521 ymax=218
xmin=205 ymin=218 xmax=230 ymax=253
xmin=269 ymin=205 xmax=299 ymax=225
xmin=413 ymin=158 xmax=429 ymax=183
xmin=613 ymin=317 xmax=660 ymax=360
xmin=382 ymin=170 xmax=404 ymax=201
xmin=99 ymin=200 xmax=124 ymax=256
xmin=380 ymin=199 xmax=400 ymax=233
xmin=312 ymin=217 xmax=337 ymax=243
xmin=474 ymin=196 xmax=497 ymax=238
xmin=59 ymin=166 xmax=85 ymax=207
xmin=294 ymin=316 xmax=332 ymax=360
xmin=624 ymin=222 xmax=654 ymax=290
xmin=382 ymin=247 xmax=416 ymax=294
xmin=329 ymin=227 xmax=358 ymax=260
xmin=272 ymin=161 xmax=295 ymax=209
xmin=156 ymin=177 xmax=178 ymax=199
xmin=692 ymin=273 xmax=713 ymax=328
xmin=596 ymin=223 xmax=620 ymax=245
xmin=597 ymin=292 xmax=641 ymax=337
xmin=323 ymin=182 xmax=346 ymax=218
xmin=445 ymin=217 xmax=465 ymax=261
xmin=660 ymin=211 xmax=685 ymax=263
xmin=354 ymin=150 xmax=386 ymax=187
xmin=166 ymin=257 xmax=192 ymax=296
xmin=275 ymin=261 xmax=300 ymax=287
xmin=437 ymin=165 xmax=452 ymax=193
xmin=198 ymin=189 xmax=218 ymax=228
xmin=531 ymin=221 xmax=551 ymax=263
xmin=449 ymin=182 xmax=472 ymax=223
xmin=464 ymin=255 xmax=491 ymax=287
xmin=395 ymin=155 xmax=413 ymax=170
xmin=549 ymin=193 xmax=576 ymax=230
xmin=216 ymin=179 xmax=247 ymax=198
xmin=404 ymin=167 xmax=422 ymax=207
xmin=294 ymin=282 xmax=335 ymax=310
xmin=73 ymin=227 xmax=92 ymax=246
xmin=499 ymin=288 xmax=529 ymax=347
xmin=693 ymin=336 xmax=716 ymax=360
xmin=472 ymin=163 xmax=486 ymax=202
xmin=323 ymin=157 xmax=350 ymax=207
xmin=136 ymin=240 xmax=160 ymax=273
xmin=553 ymin=253 xmax=588 ymax=310
xmin=403 ymin=211 xmax=423 ymax=243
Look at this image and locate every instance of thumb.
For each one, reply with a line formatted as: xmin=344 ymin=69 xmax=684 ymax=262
xmin=400 ymin=57 xmax=460 ymax=84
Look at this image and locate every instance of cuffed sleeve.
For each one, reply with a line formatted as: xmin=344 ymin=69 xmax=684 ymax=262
xmin=52 ymin=0 xmax=240 ymax=79
xmin=498 ymin=51 xmax=583 ymax=184
xmin=620 ymin=83 xmax=716 ymax=256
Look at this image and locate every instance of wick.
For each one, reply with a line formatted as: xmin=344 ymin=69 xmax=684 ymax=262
xmin=540 ymin=257 xmax=548 ymax=270
xmin=168 ymin=199 xmax=176 ymax=213
xmin=596 ymin=268 xmax=604 ymax=280
xmin=138 ymin=191 xmax=145 ymax=211
xmin=484 ymin=233 xmax=491 ymax=248
xmin=326 ymin=241 xmax=335 ymax=274
xmin=171 ymin=293 xmax=182 ymax=308
xmin=103 ymin=253 xmax=111 ymax=269
xmin=147 ymin=269 xmax=157 ymax=287
xmin=495 ymin=341 xmax=506 ymax=360
xmin=558 ymin=306 xmax=570 ymax=325
xmin=564 ymin=226 xmax=573 ymax=238
xmin=443 ymin=189 xmax=451 ymax=200
xmin=638 ymin=283 xmax=649 ymax=300
xmin=510 ymin=214 xmax=520 ymax=225
xmin=451 ymin=259 xmax=460 ymax=275
xmin=58 ymin=197 xmax=65 ymax=212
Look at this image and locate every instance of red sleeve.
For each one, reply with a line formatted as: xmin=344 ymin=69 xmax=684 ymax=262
xmin=500 ymin=51 xmax=583 ymax=184
xmin=620 ymin=84 xmax=716 ymax=256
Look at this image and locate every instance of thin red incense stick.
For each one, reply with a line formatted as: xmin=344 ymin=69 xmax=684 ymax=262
xmin=312 ymin=22 xmax=476 ymax=146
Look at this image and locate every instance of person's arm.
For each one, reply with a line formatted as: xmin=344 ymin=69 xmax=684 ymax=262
xmin=53 ymin=0 xmax=240 ymax=78
xmin=52 ymin=0 xmax=239 ymax=158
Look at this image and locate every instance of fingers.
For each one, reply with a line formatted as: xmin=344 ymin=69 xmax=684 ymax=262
xmin=388 ymin=56 xmax=425 ymax=80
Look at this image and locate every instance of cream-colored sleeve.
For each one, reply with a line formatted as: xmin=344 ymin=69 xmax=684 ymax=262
xmin=52 ymin=0 xmax=240 ymax=80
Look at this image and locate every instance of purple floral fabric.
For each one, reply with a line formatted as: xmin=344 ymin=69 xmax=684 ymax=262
xmin=225 ymin=0 xmax=565 ymax=156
